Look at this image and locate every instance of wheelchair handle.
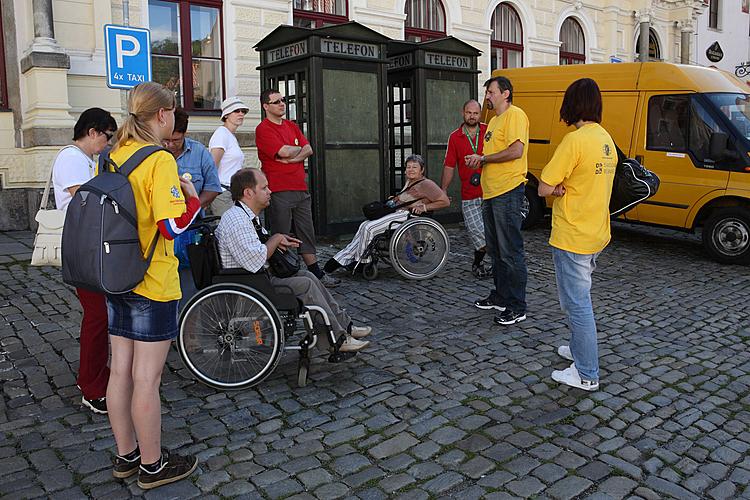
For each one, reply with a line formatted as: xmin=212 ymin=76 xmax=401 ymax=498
xmin=187 ymin=215 xmax=222 ymax=231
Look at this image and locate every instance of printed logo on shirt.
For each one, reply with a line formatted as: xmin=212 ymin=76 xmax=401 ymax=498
xmin=294 ymin=138 xmax=299 ymax=146
xmin=484 ymin=131 xmax=492 ymax=142
xmin=171 ymin=186 xmax=180 ymax=198
xmin=603 ymin=143 xmax=612 ymax=157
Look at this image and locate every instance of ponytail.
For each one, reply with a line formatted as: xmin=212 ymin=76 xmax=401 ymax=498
xmin=113 ymin=82 xmax=176 ymax=152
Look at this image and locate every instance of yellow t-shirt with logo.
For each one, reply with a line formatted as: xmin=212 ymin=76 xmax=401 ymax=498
xmin=109 ymin=141 xmax=186 ymax=301
xmin=481 ymin=105 xmax=529 ymax=199
xmin=540 ymin=123 xmax=617 ymax=254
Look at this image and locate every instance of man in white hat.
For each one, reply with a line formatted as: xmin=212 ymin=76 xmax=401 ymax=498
xmin=209 ymin=96 xmax=249 ymax=215
xmin=255 ymin=89 xmax=340 ymax=287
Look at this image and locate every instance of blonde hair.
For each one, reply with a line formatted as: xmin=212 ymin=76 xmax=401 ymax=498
xmin=113 ymin=82 xmax=176 ymax=151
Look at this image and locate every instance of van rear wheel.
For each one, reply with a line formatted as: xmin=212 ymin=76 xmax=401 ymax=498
xmin=702 ymin=208 xmax=750 ymax=265
xmin=522 ymin=185 xmax=544 ymax=230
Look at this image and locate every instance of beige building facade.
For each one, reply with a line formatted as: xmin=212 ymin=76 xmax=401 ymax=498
xmin=0 ymin=0 xmax=711 ymax=228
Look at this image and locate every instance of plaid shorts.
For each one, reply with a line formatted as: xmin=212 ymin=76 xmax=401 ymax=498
xmin=462 ymin=198 xmax=486 ymax=250
xmin=106 ymin=292 xmax=179 ymax=342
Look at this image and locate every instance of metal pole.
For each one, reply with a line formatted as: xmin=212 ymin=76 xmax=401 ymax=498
xmin=681 ymin=30 xmax=690 ymax=64
xmin=123 ymin=0 xmax=129 ymax=26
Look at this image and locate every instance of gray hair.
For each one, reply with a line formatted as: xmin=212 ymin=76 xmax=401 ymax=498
xmin=405 ymin=154 xmax=425 ymax=170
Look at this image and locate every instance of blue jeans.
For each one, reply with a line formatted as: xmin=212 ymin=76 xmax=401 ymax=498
xmin=552 ymin=247 xmax=599 ymax=381
xmin=482 ymin=183 xmax=527 ymax=314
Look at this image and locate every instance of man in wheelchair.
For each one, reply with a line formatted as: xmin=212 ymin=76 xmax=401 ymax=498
xmin=214 ymin=168 xmax=371 ymax=353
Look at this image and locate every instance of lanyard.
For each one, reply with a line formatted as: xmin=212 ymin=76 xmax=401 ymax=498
xmin=463 ymin=126 xmax=480 ymax=154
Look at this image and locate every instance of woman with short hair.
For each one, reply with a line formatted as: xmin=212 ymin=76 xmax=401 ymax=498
xmin=209 ymin=96 xmax=249 ymax=215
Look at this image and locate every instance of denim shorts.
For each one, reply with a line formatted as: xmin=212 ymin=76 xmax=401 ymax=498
xmin=106 ymin=292 xmax=179 ymax=342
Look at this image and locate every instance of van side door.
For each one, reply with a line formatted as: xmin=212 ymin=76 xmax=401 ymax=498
xmin=632 ymin=93 xmax=730 ymax=228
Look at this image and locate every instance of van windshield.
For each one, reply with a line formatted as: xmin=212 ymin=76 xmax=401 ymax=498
xmin=706 ymin=93 xmax=750 ymax=141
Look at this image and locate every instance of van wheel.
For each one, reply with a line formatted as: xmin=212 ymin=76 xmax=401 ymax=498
xmin=702 ymin=208 xmax=750 ymax=264
xmin=521 ymin=185 xmax=544 ymax=230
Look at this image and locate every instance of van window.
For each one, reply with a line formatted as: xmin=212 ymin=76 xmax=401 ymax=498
xmin=688 ymin=98 xmax=724 ymax=163
xmin=647 ymin=95 xmax=688 ymax=151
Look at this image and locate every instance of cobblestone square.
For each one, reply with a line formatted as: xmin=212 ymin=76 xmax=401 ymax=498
xmin=1 ymin=220 xmax=749 ymax=499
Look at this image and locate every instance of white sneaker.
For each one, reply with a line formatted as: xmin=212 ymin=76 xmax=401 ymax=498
xmin=350 ymin=325 xmax=372 ymax=339
xmin=339 ymin=336 xmax=370 ymax=352
xmin=551 ymin=363 xmax=599 ymax=391
xmin=557 ymin=345 xmax=574 ymax=361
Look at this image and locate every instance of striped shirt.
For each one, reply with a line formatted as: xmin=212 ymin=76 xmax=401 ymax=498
xmin=215 ymin=201 xmax=268 ymax=272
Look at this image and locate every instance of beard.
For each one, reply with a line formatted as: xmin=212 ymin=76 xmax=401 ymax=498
xmin=464 ymin=118 xmax=479 ymax=127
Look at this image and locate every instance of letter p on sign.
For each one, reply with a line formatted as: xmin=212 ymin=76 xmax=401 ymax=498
xmin=115 ymin=34 xmax=140 ymax=68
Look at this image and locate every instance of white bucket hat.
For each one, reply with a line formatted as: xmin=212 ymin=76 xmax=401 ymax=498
xmin=220 ymin=96 xmax=249 ymax=119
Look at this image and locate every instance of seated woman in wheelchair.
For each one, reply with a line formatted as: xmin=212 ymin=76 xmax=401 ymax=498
xmin=215 ymin=168 xmax=372 ymax=352
xmin=325 ymin=154 xmax=450 ymax=274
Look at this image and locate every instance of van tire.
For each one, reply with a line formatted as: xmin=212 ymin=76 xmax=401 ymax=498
xmin=522 ymin=185 xmax=544 ymax=230
xmin=702 ymin=208 xmax=750 ymax=265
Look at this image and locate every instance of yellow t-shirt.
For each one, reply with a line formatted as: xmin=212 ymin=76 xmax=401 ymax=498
xmin=481 ymin=105 xmax=529 ymax=199
xmin=540 ymin=123 xmax=617 ymax=254
xmin=109 ymin=141 xmax=186 ymax=301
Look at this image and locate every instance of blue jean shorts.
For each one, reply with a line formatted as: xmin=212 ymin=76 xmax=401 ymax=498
xmin=106 ymin=292 xmax=179 ymax=342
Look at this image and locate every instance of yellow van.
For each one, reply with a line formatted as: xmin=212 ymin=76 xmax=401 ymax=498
xmin=489 ymin=62 xmax=750 ymax=264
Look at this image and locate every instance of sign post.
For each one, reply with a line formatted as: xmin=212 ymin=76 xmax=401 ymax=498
xmin=104 ymin=25 xmax=152 ymax=89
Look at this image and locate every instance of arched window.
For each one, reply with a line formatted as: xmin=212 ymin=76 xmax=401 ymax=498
xmin=405 ymin=0 xmax=446 ymax=42
xmin=293 ymin=0 xmax=348 ymax=28
xmin=559 ymin=17 xmax=585 ymax=65
xmin=490 ymin=3 xmax=523 ymax=70
xmin=635 ymin=28 xmax=661 ymax=61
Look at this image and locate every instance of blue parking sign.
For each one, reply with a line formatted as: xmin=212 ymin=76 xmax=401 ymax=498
xmin=104 ymin=25 xmax=152 ymax=89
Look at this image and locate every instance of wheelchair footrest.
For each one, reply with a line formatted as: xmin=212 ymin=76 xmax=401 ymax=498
xmin=328 ymin=351 xmax=357 ymax=363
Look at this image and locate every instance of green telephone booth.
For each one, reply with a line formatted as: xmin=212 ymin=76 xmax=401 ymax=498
xmin=387 ymin=37 xmax=480 ymax=221
xmin=256 ymin=22 xmax=390 ymax=235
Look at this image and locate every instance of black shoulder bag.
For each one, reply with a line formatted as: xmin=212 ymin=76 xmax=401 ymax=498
xmin=362 ymin=179 xmax=425 ymax=221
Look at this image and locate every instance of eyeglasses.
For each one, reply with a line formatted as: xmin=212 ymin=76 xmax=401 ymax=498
xmin=267 ymin=97 xmax=286 ymax=105
xmin=102 ymin=130 xmax=114 ymax=140
xmin=234 ymin=109 xmax=249 ymax=115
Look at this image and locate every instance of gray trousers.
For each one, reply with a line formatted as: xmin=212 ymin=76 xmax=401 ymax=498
xmin=210 ymin=190 xmax=234 ymax=216
xmin=270 ymin=270 xmax=350 ymax=349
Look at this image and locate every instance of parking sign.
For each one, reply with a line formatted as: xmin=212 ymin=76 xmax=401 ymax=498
xmin=104 ymin=25 xmax=152 ymax=89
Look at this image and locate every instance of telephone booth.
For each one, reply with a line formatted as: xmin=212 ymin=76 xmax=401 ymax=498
xmin=256 ymin=22 xmax=390 ymax=235
xmin=387 ymin=38 xmax=480 ymax=220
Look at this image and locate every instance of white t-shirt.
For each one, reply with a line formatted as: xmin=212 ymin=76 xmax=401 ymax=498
xmin=208 ymin=126 xmax=245 ymax=188
xmin=51 ymin=146 xmax=95 ymax=211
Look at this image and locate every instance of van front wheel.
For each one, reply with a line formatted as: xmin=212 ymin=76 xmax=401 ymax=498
xmin=702 ymin=208 xmax=750 ymax=264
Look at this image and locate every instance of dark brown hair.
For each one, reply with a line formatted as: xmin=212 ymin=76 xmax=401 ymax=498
xmin=559 ymin=78 xmax=602 ymax=126
xmin=173 ymin=107 xmax=189 ymax=134
xmin=73 ymin=108 xmax=117 ymax=141
xmin=483 ymin=76 xmax=513 ymax=103
xmin=260 ymin=89 xmax=280 ymax=105
xmin=230 ymin=168 xmax=259 ymax=202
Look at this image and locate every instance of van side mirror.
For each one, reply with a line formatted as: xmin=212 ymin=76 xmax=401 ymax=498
xmin=709 ymin=132 xmax=728 ymax=161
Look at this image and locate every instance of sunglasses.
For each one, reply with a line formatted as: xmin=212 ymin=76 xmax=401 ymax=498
xmin=102 ymin=130 xmax=114 ymax=140
xmin=233 ymin=108 xmax=249 ymax=115
xmin=267 ymin=97 xmax=286 ymax=105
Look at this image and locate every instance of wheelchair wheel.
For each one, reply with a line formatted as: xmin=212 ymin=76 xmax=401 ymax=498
xmin=178 ymin=284 xmax=284 ymax=390
xmin=362 ymin=262 xmax=379 ymax=281
xmin=389 ymin=217 xmax=450 ymax=280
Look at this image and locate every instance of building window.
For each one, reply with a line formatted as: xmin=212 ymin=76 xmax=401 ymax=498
xmin=709 ymin=0 xmax=719 ymax=29
xmin=293 ymin=0 xmax=348 ymax=28
xmin=405 ymin=0 xmax=446 ymax=42
xmin=559 ymin=17 xmax=585 ymax=65
xmin=148 ymin=0 xmax=224 ymax=111
xmin=636 ymin=28 xmax=661 ymax=61
xmin=490 ymin=3 xmax=523 ymax=70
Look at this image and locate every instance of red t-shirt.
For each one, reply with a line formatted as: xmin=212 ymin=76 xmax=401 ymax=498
xmin=255 ymin=118 xmax=310 ymax=192
xmin=444 ymin=123 xmax=487 ymax=200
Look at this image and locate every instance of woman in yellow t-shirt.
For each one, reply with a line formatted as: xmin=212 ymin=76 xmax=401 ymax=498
xmin=105 ymin=83 xmax=201 ymax=490
xmin=538 ymin=78 xmax=617 ymax=393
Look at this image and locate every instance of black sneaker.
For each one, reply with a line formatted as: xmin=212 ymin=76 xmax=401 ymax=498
xmin=494 ymin=310 xmax=526 ymax=325
xmin=82 ymin=396 xmax=107 ymax=414
xmin=112 ymin=450 xmax=141 ymax=479
xmin=137 ymin=449 xmax=198 ymax=490
xmin=474 ymin=295 xmax=505 ymax=311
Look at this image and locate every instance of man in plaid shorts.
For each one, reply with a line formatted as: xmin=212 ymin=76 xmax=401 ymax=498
xmin=441 ymin=99 xmax=491 ymax=278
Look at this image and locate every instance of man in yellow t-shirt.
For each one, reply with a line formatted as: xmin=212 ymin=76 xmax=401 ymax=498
xmin=538 ymin=78 xmax=616 ymax=392
xmin=465 ymin=76 xmax=529 ymax=326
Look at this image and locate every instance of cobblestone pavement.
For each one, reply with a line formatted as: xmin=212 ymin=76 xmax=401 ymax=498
xmin=1 ymin=220 xmax=750 ymax=500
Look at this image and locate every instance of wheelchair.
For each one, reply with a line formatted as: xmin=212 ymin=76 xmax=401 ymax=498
xmin=177 ymin=218 xmax=357 ymax=390
xmin=356 ymin=215 xmax=450 ymax=281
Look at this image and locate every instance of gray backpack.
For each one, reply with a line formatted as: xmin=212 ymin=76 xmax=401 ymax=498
xmin=62 ymin=145 xmax=166 ymax=294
